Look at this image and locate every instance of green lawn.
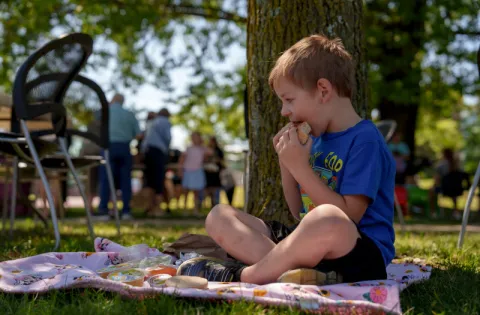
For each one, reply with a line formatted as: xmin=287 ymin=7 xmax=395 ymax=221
xmin=0 ymin=221 xmax=479 ymax=314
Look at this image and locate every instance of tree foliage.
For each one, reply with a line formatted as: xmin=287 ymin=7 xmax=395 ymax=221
xmin=1 ymin=0 xmax=480 ymax=170
xmin=0 ymin=0 xmax=246 ymax=137
xmin=365 ymin=0 xmax=479 ymax=164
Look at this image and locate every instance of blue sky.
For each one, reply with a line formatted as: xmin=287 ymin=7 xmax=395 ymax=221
xmin=83 ymin=30 xmax=246 ymax=151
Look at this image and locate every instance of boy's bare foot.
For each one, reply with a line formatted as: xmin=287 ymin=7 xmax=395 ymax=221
xmin=277 ymin=268 xmax=343 ymax=285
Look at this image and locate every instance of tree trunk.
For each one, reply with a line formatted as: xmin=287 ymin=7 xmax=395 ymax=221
xmin=246 ymin=0 xmax=366 ymax=223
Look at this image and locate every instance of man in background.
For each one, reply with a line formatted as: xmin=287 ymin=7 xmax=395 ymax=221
xmin=97 ymin=93 xmax=141 ymax=220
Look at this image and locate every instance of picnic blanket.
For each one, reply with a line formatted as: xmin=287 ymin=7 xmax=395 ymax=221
xmin=0 ymin=237 xmax=432 ymax=314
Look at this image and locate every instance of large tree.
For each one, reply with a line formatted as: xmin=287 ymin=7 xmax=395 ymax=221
xmin=365 ymin=0 xmax=480 ymax=163
xmin=245 ymin=0 xmax=366 ymax=222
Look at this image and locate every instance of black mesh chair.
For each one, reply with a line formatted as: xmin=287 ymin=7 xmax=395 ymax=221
xmin=458 ymin=45 xmax=480 ymax=248
xmin=375 ymin=119 xmax=406 ymax=231
xmin=6 ymin=73 xmax=121 ymax=243
xmin=0 ymin=33 xmax=93 ymax=250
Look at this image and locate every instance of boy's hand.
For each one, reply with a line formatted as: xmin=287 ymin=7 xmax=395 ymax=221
xmin=275 ymin=127 xmax=312 ymax=171
xmin=273 ymin=123 xmax=294 ymax=149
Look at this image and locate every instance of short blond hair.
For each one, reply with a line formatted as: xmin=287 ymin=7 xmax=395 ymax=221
xmin=269 ymin=35 xmax=354 ymax=98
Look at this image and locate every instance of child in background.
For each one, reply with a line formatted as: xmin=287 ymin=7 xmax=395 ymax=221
xmin=178 ymin=132 xmax=212 ymax=215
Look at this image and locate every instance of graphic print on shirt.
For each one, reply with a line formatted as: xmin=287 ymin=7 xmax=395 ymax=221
xmin=300 ymin=151 xmax=344 ymax=218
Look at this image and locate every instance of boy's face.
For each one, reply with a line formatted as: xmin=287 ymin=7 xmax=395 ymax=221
xmin=274 ymin=77 xmax=330 ymax=136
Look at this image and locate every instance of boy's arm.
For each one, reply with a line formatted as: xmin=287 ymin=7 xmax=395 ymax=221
xmin=292 ymin=166 xmax=369 ymax=223
xmin=280 ymin=162 xmax=303 ymax=220
xmin=274 ymin=122 xmax=303 ymax=219
xmin=287 ymin=140 xmax=383 ymax=224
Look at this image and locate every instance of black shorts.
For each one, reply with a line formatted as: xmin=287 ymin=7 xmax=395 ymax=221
xmin=144 ymin=147 xmax=167 ymax=194
xmin=265 ymin=220 xmax=387 ymax=283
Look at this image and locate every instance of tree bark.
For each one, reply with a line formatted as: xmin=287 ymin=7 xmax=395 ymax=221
xmin=246 ymin=0 xmax=366 ymax=223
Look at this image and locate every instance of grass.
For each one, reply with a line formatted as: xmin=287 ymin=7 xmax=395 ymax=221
xmin=417 ymin=178 xmax=480 ymax=212
xmin=1 ymin=220 xmax=479 ymax=315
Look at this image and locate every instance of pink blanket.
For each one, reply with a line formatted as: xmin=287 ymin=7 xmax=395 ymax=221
xmin=0 ymin=238 xmax=431 ymax=314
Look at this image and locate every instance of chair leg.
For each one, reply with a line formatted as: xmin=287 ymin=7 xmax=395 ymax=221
xmin=57 ymin=178 xmax=65 ymax=221
xmin=458 ymin=161 xmax=480 ymax=248
xmin=21 ymin=120 xmax=61 ymax=251
xmin=9 ymin=157 xmax=19 ymax=239
xmin=104 ymin=150 xmax=120 ymax=236
xmin=394 ymin=192 xmax=405 ymax=232
xmin=58 ymin=137 xmax=95 ymax=240
xmin=2 ymin=163 xmax=10 ymax=235
xmin=86 ymin=169 xmax=92 ymax=212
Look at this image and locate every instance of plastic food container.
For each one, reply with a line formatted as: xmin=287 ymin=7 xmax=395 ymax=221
xmin=107 ymin=268 xmax=145 ymax=287
xmin=144 ymin=264 xmax=177 ymax=278
xmin=97 ymin=262 xmax=134 ymax=279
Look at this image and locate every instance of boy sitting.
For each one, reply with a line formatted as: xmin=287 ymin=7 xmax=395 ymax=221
xmin=178 ymin=35 xmax=396 ymax=285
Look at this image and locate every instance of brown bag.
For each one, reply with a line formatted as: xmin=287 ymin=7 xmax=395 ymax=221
xmin=163 ymin=233 xmax=232 ymax=261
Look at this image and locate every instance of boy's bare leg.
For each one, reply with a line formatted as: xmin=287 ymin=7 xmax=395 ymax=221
xmin=206 ymin=204 xmax=276 ymax=265
xmin=240 ymin=204 xmax=360 ymax=285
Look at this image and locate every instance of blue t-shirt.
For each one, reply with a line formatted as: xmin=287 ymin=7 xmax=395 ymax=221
xmin=299 ymin=120 xmax=396 ymax=266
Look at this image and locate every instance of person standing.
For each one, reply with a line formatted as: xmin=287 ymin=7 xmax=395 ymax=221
xmin=143 ymin=108 xmax=172 ymax=215
xmin=97 ymin=93 xmax=141 ymax=220
xmin=204 ymin=136 xmax=225 ymax=207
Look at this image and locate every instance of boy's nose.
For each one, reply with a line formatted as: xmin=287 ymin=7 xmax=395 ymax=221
xmin=281 ymin=104 xmax=291 ymax=117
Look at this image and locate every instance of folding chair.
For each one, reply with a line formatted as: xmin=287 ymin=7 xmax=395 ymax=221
xmin=458 ymin=45 xmax=480 ymax=248
xmin=375 ymin=119 xmax=406 ymax=231
xmin=0 ymin=33 xmax=93 ymax=250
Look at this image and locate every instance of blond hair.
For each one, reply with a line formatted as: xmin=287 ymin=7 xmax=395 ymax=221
xmin=269 ymin=35 xmax=354 ymax=98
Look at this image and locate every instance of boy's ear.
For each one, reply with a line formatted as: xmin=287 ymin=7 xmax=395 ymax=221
xmin=316 ymin=78 xmax=333 ymax=103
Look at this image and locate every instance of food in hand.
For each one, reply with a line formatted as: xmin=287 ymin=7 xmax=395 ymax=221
xmin=296 ymin=122 xmax=311 ymax=144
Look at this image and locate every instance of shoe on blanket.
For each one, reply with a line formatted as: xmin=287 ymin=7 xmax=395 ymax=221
xmin=177 ymin=257 xmax=246 ymax=282
xmin=277 ymin=268 xmax=343 ymax=285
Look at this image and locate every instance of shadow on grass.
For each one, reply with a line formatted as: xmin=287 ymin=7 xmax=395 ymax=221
xmin=401 ymin=264 xmax=479 ymax=315
xmin=0 ymin=223 xmax=206 ymax=260
xmin=14 ymin=206 xmax=214 ymax=221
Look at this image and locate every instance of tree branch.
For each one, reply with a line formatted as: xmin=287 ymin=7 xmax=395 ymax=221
xmin=169 ymin=4 xmax=246 ymax=24
xmin=110 ymin=0 xmax=246 ymax=24
xmin=454 ymin=29 xmax=480 ymax=36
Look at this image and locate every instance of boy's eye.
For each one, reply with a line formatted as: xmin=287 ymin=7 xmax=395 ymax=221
xmin=285 ymin=98 xmax=293 ymax=103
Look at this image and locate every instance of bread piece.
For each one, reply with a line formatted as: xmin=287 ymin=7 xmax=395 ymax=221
xmin=296 ymin=122 xmax=311 ymax=144
xmin=165 ymin=275 xmax=208 ymax=289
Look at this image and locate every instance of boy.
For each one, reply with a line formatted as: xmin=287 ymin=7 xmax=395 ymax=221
xmin=178 ymin=35 xmax=396 ymax=285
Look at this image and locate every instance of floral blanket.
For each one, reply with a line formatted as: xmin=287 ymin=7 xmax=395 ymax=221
xmin=0 ymin=238 xmax=432 ymax=314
